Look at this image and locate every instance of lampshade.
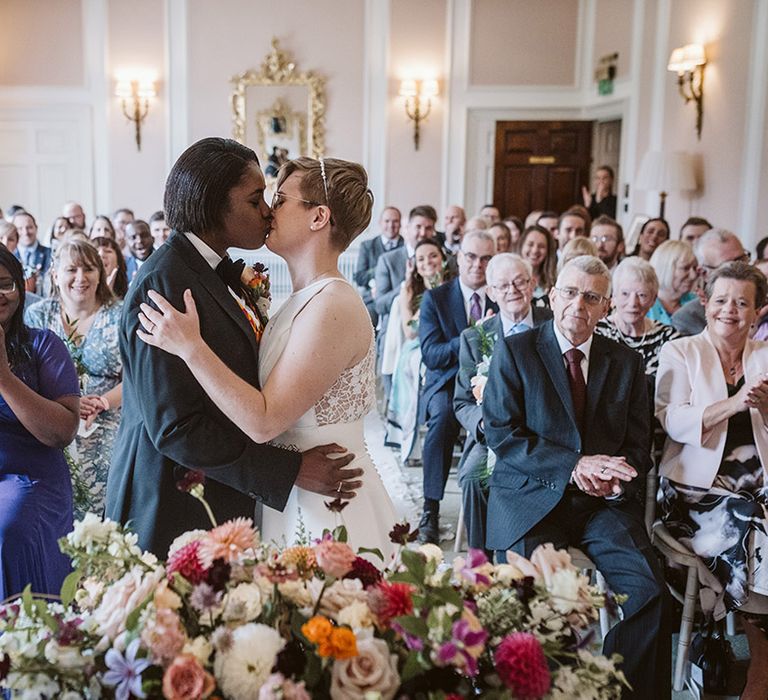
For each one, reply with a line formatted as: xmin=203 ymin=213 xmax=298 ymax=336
xmin=636 ymin=151 xmax=696 ymax=193
xmin=667 ymin=44 xmax=706 ymax=74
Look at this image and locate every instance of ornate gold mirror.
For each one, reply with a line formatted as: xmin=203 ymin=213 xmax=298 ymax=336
xmin=230 ymin=38 xmax=326 ymax=176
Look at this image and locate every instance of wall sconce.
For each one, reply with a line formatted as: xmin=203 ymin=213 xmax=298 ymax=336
xmin=115 ymin=75 xmax=157 ymax=151
xmin=399 ymin=78 xmax=439 ymax=150
xmin=667 ymin=44 xmax=706 ymax=139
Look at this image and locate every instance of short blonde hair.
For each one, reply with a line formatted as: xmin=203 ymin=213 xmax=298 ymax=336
xmin=276 ymin=157 xmax=374 ymax=251
xmin=649 ymin=240 xmax=695 ymax=292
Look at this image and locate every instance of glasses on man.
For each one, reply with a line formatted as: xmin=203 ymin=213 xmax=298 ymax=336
xmin=555 ymin=287 xmax=608 ymax=306
xmin=462 ymin=251 xmax=493 ymax=265
xmin=492 ymin=277 xmax=530 ymax=293
xmin=0 ymin=280 xmax=18 ymax=296
xmin=271 ymin=191 xmax=320 ymax=210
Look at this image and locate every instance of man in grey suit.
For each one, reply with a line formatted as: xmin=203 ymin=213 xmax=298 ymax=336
xmin=354 ymin=207 xmax=402 ymax=325
xmin=453 ymin=253 xmax=551 ymax=552
xmin=672 ymin=228 xmax=748 ymax=335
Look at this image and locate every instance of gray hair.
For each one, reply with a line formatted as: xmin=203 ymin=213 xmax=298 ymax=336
xmin=460 ymin=229 xmax=494 ymax=250
xmin=486 ymin=252 xmax=532 ymax=285
xmin=649 ymin=240 xmax=695 ymax=292
xmin=557 ymin=255 xmax=612 ymax=295
xmin=705 ymin=261 xmax=767 ymax=309
xmin=693 ymin=228 xmax=741 ymax=263
xmin=612 ymin=256 xmax=659 ymax=297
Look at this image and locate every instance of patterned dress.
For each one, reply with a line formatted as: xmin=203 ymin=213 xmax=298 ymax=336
xmin=659 ymin=378 xmax=768 ymax=627
xmin=26 ymin=298 xmax=123 ymax=517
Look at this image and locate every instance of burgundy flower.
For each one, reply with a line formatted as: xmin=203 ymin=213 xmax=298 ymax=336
xmin=166 ymin=540 xmax=207 ymax=584
xmin=367 ymin=581 xmax=414 ymax=626
xmin=175 ymin=469 xmax=205 ymax=493
xmin=494 ymin=632 xmax=551 ymax=699
xmin=389 ymin=522 xmax=418 ymax=546
xmin=344 ymin=556 xmax=383 ymax=588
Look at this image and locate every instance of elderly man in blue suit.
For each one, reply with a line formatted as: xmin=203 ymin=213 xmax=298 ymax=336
xmin=417 ymin=230 xmax=498 ymax=544
xmin=483 ymin=255 xmax=670 ymax=699
xmin=453 ymin=253 xmax=551 ymax=552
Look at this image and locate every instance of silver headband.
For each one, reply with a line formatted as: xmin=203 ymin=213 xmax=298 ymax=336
xmin=319 ymin=157 xmax=330 ymax=204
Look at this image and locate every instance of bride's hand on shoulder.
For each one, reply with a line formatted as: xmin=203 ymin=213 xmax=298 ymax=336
xmin=137 ymin=289 xmax=203 ymax=360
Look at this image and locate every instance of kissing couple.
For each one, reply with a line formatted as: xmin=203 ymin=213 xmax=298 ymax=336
xmin=106 ymin=137 xmax=398 ymax=559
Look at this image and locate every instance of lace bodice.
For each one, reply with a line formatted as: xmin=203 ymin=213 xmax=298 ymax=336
xmin=314 ymin=336 xmax=375 ymax=425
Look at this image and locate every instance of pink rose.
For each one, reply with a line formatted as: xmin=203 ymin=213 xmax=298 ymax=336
xmin=162 ymin=653 xmax=215 ymax=700
xmin=330 ymin=638 xmax=400 ymax=700
xmin=314 ymin=540 xmax=356 ymax=579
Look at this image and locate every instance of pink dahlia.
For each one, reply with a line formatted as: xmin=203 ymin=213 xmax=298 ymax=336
xmin=494 ymin=632 xmax=551 ymax=700
xmin=167 ymin=540 xmax=207 ymax=584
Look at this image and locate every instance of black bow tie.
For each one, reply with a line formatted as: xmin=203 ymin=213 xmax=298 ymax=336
xmin=215 ymin=257 xmax=246 ymax=290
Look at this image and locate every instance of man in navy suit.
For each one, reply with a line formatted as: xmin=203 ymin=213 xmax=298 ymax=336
xmin=354 ymin=206 xmax=402 ymax=325
xmin=453 ymin=253 xmax=551 ymax=551
xmin=483 ymin=255 xmax=669 ymax=699
xmin=417 ymin=230 xmax=497 ymax=544
xmin=12 ymin=212 xmax=51 ymax=295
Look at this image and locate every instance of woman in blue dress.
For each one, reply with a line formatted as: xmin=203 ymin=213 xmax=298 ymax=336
xmin=0 ymin=246 xmax=79 ymax=600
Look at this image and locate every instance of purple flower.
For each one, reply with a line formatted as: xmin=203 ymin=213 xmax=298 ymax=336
xmin=102 ymin=638 xmax=150 ymax=700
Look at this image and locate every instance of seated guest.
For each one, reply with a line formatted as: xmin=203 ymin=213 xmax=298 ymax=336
xmin=0 ymin=247 xmax=80 ymax=599
xmin=656 ymin=261 xmax=768 ymax=699
xmin=488 ymin=222 xmax=512 ymax=253
xmin=124 ymin=220 xmax=155 ymax=282
xmin=672 ymin=228 xmax=749 ymax=336
xmin=502 ymin=216 xmax=523 ymax=252
xmin=12 ymin=211 xmax=52 ymax=295
xmin=648 ymin=240 xmax=698 ymax=325
xmin=355 ymin=206 xmax=402 ymax=326
xmin=385 ymin=238 xmax=450 ymax=461
xmin=582 ymin=165 xmax=617 ymax=220
xmin=628 ymin=217 xmax=670 ymax=261
xmin=417 ymin=231 xmax=498 ymax=543
xmin=89 ymin=215 xmax=116 ymax=240
xmin=558 ymin=236 xmax=598 ymax=273
xmin=484 ymin=255 xmax=670 ymax=699
xmin=454 ymin=253 xmax=551 ymax=550
xmin=92 ymin=236 xmax=129 ymax=299
xmin=680 ymin=216 xmax=712 ymax=245
xmin=149 ymin=210 xmax=171 ymax=248
xmin=26 ymin=240 xmax=123 ymax=517
xmin=590 ymin=214 xmax=624 ymax=272
xmin=520 ymin=224 xmax=557 ymax=303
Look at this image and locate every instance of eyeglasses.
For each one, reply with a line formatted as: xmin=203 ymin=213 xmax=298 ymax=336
xmin=554 ymin=287 xmax=608 ymax=306
xmin=461 ymin=251 xmax=493 ymax=265
xmin=591 ymin=235 xmax=617 ymax=244
xmin=271 ymin=191 xmax=320 ymax=210
xmin=0 ymin=280 xmax=18 ymax=296
xmin=492 ymin=278 xmax=530 ymax=293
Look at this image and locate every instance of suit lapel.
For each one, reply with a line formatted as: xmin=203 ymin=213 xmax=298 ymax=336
xmin=584 ymin=336 xmax=611 ymax=435
xmin=536 ymin=322 xmax=579 ymax=430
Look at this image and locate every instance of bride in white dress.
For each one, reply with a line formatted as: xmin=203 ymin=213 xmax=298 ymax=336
xmin=137 ymin=157 xmax=398 ymax=560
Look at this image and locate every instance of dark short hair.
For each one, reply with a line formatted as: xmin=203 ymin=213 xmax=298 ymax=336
xmin=705 ymin=261 xmax=768 ymax=309
xmin=409 ymin=205 xmax=437 ymax=223
xmin=149 ymin=210 xmax=166 ymax=224
xmin=0 ymin=246 xmax=29 ymax=369
xmin=164 ymin=137 xmax=260 ymax=235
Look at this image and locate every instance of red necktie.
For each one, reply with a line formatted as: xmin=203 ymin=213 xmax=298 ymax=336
xmin=564 ymin=348 xmax=586 ymax=431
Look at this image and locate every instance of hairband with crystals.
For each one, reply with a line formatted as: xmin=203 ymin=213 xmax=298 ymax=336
xmin=318 ymin=157 xmax=330 ymax=204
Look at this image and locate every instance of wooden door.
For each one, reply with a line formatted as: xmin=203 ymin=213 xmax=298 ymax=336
xmin=493 ymin=120 xmax=593 ymax=218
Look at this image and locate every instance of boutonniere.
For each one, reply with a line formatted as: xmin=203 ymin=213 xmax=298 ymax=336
xmin=239 ymin=262 xmax=271 ymax=332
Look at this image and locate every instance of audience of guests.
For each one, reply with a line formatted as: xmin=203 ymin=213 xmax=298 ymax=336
xmin=628 ymin=217 xmax=670 ymax=260
xmin=520 ymin=224 xmax=557 ymax=301
xmin=648 ymin=240 xmax=698 ymax=325
xmin=590 ymin=214 xmax=624 ymax=271
xmin=453 ymin=253 xmax=552 ymax=551
xmin=355 ymin=206 xmax=403 ymax=326
xmin=26 ymin=240 xmax=123 ymax=517
xmin=488 ymin=221 xmax=512 ymax=253
xmin=680 ymin=216 xmax=712 ymax=245
xmin=672 ymin=228 xmax=748 ymax=335
xmin=0 ymin=247 xmax=80 ymax=600
xmin=89 ymin=215 xmax=116 ymax=240
xmin=149 ymin=210 xmax=171 ymax=248
xmin=656 ymin=261 xmax=768 ymax=699
xmin=582 ymin=165 xmax=617 ymax=220
xmin=417 ymin=230 xmax=497 ymax=544
xmin=484 ymin=255 xmax=670 ymax=699
xmin=92 ymin=236 xmax=129 ymax=299
xmin=124 ymin=219 xmax=155 ymax=281
xmin=384 ymin=238 xmax=450 ymax=461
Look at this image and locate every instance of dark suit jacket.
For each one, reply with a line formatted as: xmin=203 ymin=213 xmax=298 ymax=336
xmin=355 ymin=236 xmax=402 ymax=304
xmin=453 ymin=307 xmax=552 ymax=466
xmin=419 ymin=278 xmax=498 ymax=417
xmin=105 ymin=232 xmax=301 ymax=556
xmin=15 ymin=244 xmax=52 ymax=276
xmin=482 ymin=320 xmax=651 ymax=551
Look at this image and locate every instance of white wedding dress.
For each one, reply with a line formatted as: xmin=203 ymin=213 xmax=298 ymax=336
xmin=259 ymin=278 xmax=398 ymax=561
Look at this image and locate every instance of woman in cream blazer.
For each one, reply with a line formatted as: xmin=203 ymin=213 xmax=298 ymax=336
xmin=655 ymin=261 xmax=768 ymax=699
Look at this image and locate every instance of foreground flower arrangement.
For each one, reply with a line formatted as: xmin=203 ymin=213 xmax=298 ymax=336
xmin=0 ymin=481 xmax=629 ymax=699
